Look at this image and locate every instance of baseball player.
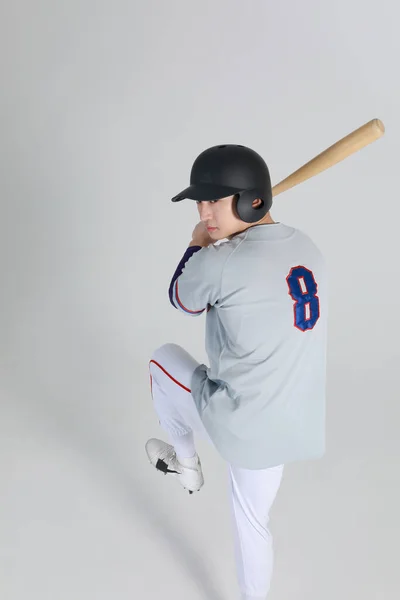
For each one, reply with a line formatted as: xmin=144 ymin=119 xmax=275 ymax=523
xmin=145 ymin=144 xmax=328 ymax=600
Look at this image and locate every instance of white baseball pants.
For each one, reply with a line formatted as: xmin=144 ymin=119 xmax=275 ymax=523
xmin=149 ymin=343 xmax=284 ymax=600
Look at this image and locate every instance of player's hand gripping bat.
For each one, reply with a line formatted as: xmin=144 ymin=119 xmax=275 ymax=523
xmin=271 ymin=118 xmax=385 ymax=197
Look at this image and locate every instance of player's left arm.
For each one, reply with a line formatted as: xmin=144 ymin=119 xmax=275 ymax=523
xmin=168 ymin=223 xmax=226 ymax=316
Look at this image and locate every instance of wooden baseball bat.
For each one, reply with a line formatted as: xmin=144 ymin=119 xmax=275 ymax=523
xmin=271 ymin=118 xmax=385 ymax=197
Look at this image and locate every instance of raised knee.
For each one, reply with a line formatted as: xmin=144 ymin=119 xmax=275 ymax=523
xmin=150 ymin=343 xmax=182 ymax=365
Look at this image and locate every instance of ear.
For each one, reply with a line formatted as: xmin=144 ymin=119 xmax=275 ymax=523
xmin=252 ymin=198 xmax=263 ymax=208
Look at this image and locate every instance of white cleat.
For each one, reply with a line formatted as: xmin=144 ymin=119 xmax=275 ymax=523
xmin=145 ymin=438 xmax=204 ymax=494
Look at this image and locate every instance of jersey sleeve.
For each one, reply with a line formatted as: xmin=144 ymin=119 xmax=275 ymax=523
xmin=168 ymin=243 xmax=230 ymax=316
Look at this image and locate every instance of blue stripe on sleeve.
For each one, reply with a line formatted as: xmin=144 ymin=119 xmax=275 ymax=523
xmin=168 ymin=246 xmax=202 ymax=306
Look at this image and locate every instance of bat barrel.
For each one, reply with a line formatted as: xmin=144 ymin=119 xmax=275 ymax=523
xmin=271 ymin=118 xmax=385 ymax=197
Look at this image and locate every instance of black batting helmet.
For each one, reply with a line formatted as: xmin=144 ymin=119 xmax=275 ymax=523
xmin=171 ymin=144 xmax=272 ymax=223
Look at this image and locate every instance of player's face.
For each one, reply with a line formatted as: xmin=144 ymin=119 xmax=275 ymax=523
xmin=196 ymin=195 xmax=261 ymax=240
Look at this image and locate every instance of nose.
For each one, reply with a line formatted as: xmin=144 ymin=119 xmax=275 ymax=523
xmin=198 ymin=201 xmax=212 ymax=222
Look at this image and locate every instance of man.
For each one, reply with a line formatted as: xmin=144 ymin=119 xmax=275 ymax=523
xmin=145 ymin=144 xmax=328 ymax=600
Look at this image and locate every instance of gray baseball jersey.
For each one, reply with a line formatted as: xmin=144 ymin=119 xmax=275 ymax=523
xmin=169 ymin=222 xmax=328 ymax=469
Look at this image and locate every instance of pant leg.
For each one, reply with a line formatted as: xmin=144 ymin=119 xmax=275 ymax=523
xmin=149 ymin=343 xmax=212 ymax=443
xmin=150 ymin=343 xmax=284 ymax=599
xmin=228 ymin=463 xmax=284 ymax=600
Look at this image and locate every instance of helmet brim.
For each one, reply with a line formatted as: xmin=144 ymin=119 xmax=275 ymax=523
xmin=171 ymin=183 xmax=241 ymax=203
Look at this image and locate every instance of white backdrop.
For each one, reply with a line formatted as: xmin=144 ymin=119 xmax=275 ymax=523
xmin=0 ymin=2 xmax=398 ymax=599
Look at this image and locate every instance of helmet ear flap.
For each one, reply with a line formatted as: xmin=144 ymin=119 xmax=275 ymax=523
xmin=235 ymin=189 xmax=270 ymax=223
